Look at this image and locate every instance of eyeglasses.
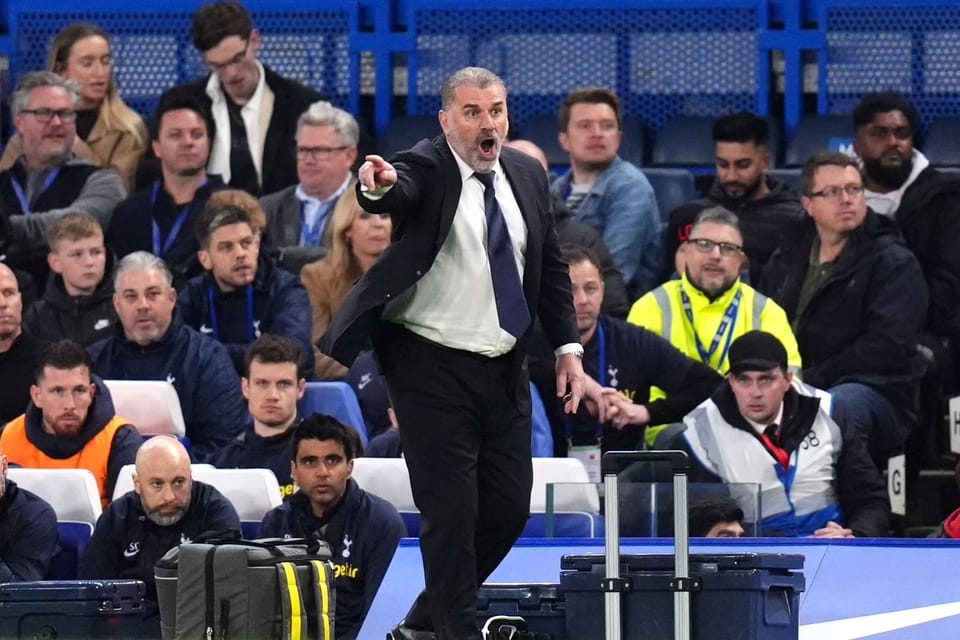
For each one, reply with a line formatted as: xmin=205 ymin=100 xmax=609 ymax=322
xmin=296 ymin=146 xmax=350 ymax=160
xmin=687 ymin=238 xmax=743 ymax=257
xmin=205 ymin=42 xmax=249 ymax=73
xmin=19 ymin=108 xmax=77 ymax=124
xmin=808 ymin=185 xmax=864 ymax=200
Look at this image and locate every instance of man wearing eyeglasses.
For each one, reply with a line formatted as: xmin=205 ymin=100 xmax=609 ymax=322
xmin=260 ymin=101 xmax=359 ymax=274
xmin=628 ymin=206 xmax=800 ymax=444
xmin=0 ymin=71 xmax=126 ymax=294
xmin=157 ymin=1 xmax=324 ymax=197
xmin=1 ymin=339 xmax=141 ymax=508
xmin=760 ymin=151 xmax=927 ymax=465
xmin=853 ymin=92 xmax=960 ymax=396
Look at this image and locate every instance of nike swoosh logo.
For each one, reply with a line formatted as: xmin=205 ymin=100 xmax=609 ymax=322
xmin=199 ymin=324 xmax=213 ymax=334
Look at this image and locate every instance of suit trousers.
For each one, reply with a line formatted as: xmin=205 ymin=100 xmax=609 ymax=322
xmin=376 ymin=325 xmax=533 ymax=639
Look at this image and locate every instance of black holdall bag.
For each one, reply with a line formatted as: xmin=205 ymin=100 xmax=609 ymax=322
xmin=155 ymin=530 xmax=336 ymax=640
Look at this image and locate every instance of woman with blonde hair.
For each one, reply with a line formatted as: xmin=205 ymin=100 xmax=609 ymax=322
xmin=301 ymin=184 xmax=391 ymax=379
xmin=1 ymin=23 xmax=148 ymax=190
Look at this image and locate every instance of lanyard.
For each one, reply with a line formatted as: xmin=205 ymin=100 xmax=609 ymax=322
xmin=679 ymin=285 xmax=741 ymax=371
xmin=10 ymin=168 xmax=61 ymax=215
xmin=150 ymin=182 xmax=191 ymax=258
xmin=565 ymin=321 xmax=607 ymax=439
xmin=206 ymin=283 xmax=256 ymax=342
xmin=299 ymin=199 xmax=333 ymax=247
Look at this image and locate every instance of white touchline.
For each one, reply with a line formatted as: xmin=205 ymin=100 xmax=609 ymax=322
xmin=799 ymin=600 xmax=960 ymax=639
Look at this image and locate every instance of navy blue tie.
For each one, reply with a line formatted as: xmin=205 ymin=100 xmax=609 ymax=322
xmin=475 ymin=171 xmax=531 ymax=338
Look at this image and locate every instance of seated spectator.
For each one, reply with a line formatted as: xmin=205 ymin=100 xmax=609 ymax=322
xmin=552 ymin=86 xmax=661 ymax=296
xmin=260 ymin=101 xmax=359 ymax=274
xmin=627 ymin=207 xmax=801 ymax=445
xmin=88 ymin=252 xmax=247 ymax=462
xmin=1 ymin=339 xmax=141 ymax=506
xmin=760 ymin=152 xmax=928 ymax=462
xmin=689 ymin=496 xmax=745 ymax=538
xmin=663 ymin=112 xmax=805 ymax=281
xmin=0 ymin=23 xmax=148 ymax=192
xmin=347 ymin=351 xmax=402 ymax=458
xmin=260 ymin=414 xmax=405 ymax=638
xmin=0 ymin=440 xmax=59 ymax=581
xmin=853 ymin=92 xmax=960 ymax=394
xmin=107 ymin=92 xmax=224 ymax=289
xmin=505 ymin=139 xmax=629 ymax=317
xmin=208 ymin=334 xmax=306 ymax=499
xmin=80 ymin=436 xmax=240 ymax=632
xmin=670 ymin=331 xmax=889 ymax=537
xmin=23 ymin=212 xmax=117 ymax=345
xmin=0 ymin=71 xmax=127 ymax=292
xmin=0 ymin=263 xmax=47 ymax=425
xmin=301 ymin=188 xmax=391 ymax=379
xmin=177 ymin=201 xmax=314 ymax=376
xmin=558 ymin=245 xmax=721 ymax=466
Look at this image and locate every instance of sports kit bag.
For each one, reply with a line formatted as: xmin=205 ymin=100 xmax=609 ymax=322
xmin=155 ymin=530 xmax=335 ymax=640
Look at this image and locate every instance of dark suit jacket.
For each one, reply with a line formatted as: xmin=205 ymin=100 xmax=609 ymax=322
xmin=158 ymin=66 xmax=323 ymax=197
xmin=259 ymin=184 xmax=330 ymax=274
xmin=319 ymin=137 xmax=579 ymax=367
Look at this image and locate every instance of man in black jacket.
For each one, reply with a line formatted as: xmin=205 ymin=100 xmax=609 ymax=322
xmin=853 ymin=91 xmax=960 ymax=393
xmin=80 ymin=436 xmax=239 ymax=629
xmin=157 ymin=1 xmax=324 ymax=197
xmin=760 ymin=152 xmax=928 ymax=464
xmin=0 ymin=441 xmax=58 ymax=581
xmin=664 ymin=112 xmax=805 ymax=281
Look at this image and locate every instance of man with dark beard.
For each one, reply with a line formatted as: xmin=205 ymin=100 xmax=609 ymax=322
xmin=0 ymin=339 xmax=141 ymax=507
xmin=664 ymin=112 xmax=805 ymax=281
xmin=853 ymin=91 xmax=960 ymax=392
xmin=80 ymin=436 xmax=239 ymax=634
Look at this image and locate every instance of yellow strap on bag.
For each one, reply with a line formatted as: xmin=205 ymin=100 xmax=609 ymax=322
xmin=310 ymin=559 xmax=334 ymax=639
xmin=277 ymin=561 xmax=305 ymax=640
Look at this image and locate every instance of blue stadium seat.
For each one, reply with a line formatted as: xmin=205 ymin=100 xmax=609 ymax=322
xmin=298 ymin=382 xmax=369 ymax=444
xmin=641 ymin=168 xmax=698 ymax=223
xmin=530 ymin=383 xmax=554 ymax=457
xmin=651 ymin=116 xmax=715 ymax=167
xmin=923 ymin=118 xmax=960 ymax=167
xmin=766 ymin=168 xmax=803 ymax=192
xmin=784 ymin=115 xmax=854 ymax=167
xmin=48 ymin=521 xmax=95 ymax=580
xmin=519 ymin=115 xmax=568 ymax=169
xmin=380 ymin=115 xmax=441 ymax=157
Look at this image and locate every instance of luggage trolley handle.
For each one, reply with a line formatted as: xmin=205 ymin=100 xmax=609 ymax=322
xmin=600 ymin=450 xmax=694 ymax=640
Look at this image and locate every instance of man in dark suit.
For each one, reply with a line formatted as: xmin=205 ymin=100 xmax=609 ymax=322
xmin=157 ymin=1 xmax=323 ymax=197
xmin=320 ymin=67 xmax=593 ymax=640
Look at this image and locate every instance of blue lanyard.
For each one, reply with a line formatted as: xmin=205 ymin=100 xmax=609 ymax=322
xmin=299 ymin=199 xmax=333 ymax=247
xmin=679 ymin=285 xmax=741 ymax=371
xmin=206 ymin=283 xmax=256 ymax=342
xmin=10 ymin=168 xmax=61 ymax=215
xmin=565 ymin=321 xmax=607 ymax=439
xmin=150 ymin=182 xmax=191 ymax=258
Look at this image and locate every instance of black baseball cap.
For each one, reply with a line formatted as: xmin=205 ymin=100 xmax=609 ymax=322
xmin=727 ymin=331 xmax=788 ymax=374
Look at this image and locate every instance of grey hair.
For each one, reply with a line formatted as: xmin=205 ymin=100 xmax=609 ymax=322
xmin=296 ymin=100 xmax=359 ymax=147
xmin=11 ymin=70 xmax=80 ymax=117
xmin=691 ymin=206 xmax=741 ymax=236
xmin=114 ymin=251 xmax=174 ymax=290
xmin=440 ymin=67 xmax=506 ymax=111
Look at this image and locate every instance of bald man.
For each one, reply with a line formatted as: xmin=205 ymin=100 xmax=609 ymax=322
xmin=80 ymin=436 xmax=239 ymax=629
xmin=0 ymin=262 xmax=47 ymax=424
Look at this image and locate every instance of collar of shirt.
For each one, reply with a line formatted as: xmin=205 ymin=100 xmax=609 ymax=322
xmin=744 ymin=402 xmax=785 ymax=436
xmin=295 ymin=173 xmax=352 ymax=207
xmin=864 ymin=148 xmax=930 ymax=216
xmin=679 ymin=270 xmax=743 ymax=308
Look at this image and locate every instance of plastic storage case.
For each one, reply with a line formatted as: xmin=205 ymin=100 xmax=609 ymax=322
xmin=0 ymin=579 xmax=146 ymax=639
xmin=561 ymin=552 xmax=805 ymax=640
xmin=476 ymin=583 xmax=566 ymax=639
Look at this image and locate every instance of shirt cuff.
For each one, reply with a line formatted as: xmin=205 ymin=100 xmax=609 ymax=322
xmin=554 ymin=343 xmax=584 ymax=358
xmin=358 ymin=183 xmax=393 ymax=200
